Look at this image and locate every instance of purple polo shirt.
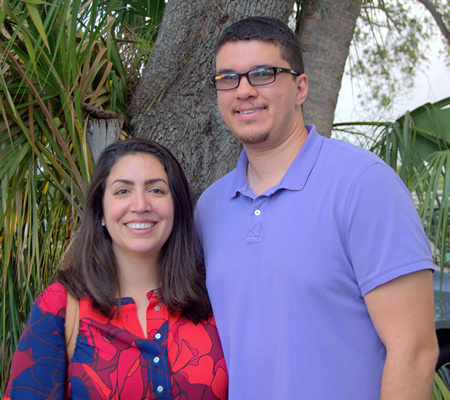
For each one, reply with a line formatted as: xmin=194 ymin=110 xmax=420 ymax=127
xmin=195 ymin=125 xmax=433 ymax=399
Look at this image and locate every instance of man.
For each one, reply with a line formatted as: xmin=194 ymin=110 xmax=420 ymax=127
xmin=194 ymin=16 xmax=438 ymax=399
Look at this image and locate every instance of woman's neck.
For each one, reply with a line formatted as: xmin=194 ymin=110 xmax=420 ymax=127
xmin=116 ymin=253 xmax=159 ymax=298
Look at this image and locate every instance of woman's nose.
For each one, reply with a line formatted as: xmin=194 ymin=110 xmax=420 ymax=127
xmin=131 ymin=191 xmax=150 ymax=212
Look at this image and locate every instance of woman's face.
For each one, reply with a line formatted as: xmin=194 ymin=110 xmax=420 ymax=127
xmin=102 ymin=153 xmax=174 ymax=262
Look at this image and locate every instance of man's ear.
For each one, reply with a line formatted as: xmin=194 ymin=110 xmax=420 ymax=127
xmin=295 ymin=74 xmax=308 ymax=107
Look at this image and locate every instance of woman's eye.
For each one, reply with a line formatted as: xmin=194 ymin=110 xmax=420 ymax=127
xmin=149 ymin=188 xmax=165 ymax=194
xmin=114 ymin=188 xmax=129 ymax=195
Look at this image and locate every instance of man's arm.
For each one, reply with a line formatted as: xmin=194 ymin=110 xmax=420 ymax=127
xmin=364 ymin=270 xmax=439 ymax=400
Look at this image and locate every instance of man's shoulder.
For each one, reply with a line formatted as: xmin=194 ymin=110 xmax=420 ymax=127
xmin=314 ymin=136 xmax=396 ymax=183
xmin=323 ymin=137 xmax=385 ymax=165
xmin=323 ymin=139 xmax=411 ymax=199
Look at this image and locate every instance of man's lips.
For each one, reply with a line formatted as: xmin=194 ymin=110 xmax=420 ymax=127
xmin=236 ymin=108 xmax=265 ymax=115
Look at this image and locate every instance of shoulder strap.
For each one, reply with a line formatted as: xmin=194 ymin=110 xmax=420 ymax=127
xmin=65 ymin=291 xmax=79 ymax=362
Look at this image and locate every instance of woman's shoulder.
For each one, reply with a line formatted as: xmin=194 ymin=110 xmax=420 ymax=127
xmin=169 ymin=312 xmax=220 ymax=337
xmin=34 ymin=281 xmax=68 ymax=317
xmin=200 ymin=313 xmax=217 ymax=326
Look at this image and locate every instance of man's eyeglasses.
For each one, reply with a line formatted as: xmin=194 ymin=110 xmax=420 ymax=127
xmin=211 ymin=67 xmax=299 ymax=91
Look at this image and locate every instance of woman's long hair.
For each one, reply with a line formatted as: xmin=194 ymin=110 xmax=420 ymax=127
xmin=57 ymin=138 xmax=211 ymax=322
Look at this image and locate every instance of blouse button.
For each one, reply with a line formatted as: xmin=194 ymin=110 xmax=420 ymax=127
xmin=155 ymin=306 xmax=161 ymax=311
xmin=254 ymin=209 xmax=261 ymax=216
xmin=154 ymin=356 xmax=160 ymax=363
xmin=157 ymin=386 xmax=164 ymax=393
xmin=155 ymin=333 xmax=161 ymax=340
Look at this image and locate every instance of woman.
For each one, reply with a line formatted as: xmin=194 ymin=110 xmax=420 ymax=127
xmin=5 ymin=138 xmax=228 ymax=399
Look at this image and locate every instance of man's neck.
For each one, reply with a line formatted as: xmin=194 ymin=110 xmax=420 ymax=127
xmin=245 ymin=125 xmax=309 ymax=196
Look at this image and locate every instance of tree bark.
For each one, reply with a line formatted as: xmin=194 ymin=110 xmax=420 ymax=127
xmin=87 ymin=118 xmax=123 ymax=163
xmin=129 ymin=0 xmax=295 ymax=201
xmin=129 ymin=0 xmax=362 ymax=199
xmin=416 ymin=0 xmax=450 ymax=44
xmin=299 ymin=0 xmax=362 ymax=137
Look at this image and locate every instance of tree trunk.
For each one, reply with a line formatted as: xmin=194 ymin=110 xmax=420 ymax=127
xmin=129 ymin=0 xmax=362 ymax=199
xmin=299 ymin=0 xmax=362 ymax=137
xmin=87 ymin=118 xmax=123 ymax=163
xmin=129 ymin=0 xmax=295 ymax=201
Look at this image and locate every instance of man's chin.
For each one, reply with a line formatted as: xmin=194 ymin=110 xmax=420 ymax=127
xmin=236 ymin=131 xmax=269 ymax=145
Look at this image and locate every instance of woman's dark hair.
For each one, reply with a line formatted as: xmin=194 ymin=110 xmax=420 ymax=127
xmin=215 ymin=16 xmax=304 ymax=75
xmin=58 ymin=138 xmax=211 ymax=322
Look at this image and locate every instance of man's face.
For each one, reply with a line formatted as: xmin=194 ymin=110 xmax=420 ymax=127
xmin=215 ymin=40 xmax=306 ymax=148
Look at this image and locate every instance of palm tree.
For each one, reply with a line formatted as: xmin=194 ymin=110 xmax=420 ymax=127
xmin=0 ymin=0 xmax=163 ymax=391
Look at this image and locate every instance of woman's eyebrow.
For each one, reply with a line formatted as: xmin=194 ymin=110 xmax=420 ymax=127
xmin=110 ymin=178 xmax=168 ymax=186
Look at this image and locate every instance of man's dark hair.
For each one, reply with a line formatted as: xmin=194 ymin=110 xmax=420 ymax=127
xmin=215 ymin=16 xmax=304 ymax=75
xmin=58 ymin=138 xmax=210 ymax=322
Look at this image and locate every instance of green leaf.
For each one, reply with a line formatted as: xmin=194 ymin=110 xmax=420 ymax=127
xmin=25 ymin=3 xmax=50 ymax=51
xmin=0 ymin=0 xmax=10 ymax=27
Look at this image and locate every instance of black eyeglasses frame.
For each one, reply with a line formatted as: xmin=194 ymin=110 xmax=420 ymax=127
xmin=211 ymin=67 xmax=300 ymax=91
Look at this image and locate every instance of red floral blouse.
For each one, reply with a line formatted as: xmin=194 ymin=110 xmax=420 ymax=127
xmin=5 ymin=282 xmax=228 ymax=399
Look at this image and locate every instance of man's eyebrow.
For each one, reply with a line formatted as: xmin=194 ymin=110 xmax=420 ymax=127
xmin=216 ymin=68 xmax=236 ymax=74
xmin=216 ymin=65 xmax=272 ymax=74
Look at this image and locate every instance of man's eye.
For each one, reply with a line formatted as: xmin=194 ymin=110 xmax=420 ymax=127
xmin=219 ymin=74 xmax=237 ymax=81
xmin=252 ymin=69 xmax=272 ymax=77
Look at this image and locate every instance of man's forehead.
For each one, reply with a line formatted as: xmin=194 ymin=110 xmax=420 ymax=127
xmin=215 ymin=40 xmax=283 ymax=69
xmin=216 ymin=38 xmax=281 ymax=54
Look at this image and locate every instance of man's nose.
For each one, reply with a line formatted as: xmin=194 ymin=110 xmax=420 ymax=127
xmin=235 ymin=75 xmax=258 ymax=98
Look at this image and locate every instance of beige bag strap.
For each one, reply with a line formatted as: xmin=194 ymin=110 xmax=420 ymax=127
xmin=64 ymin=291 xmax=79 ymax=362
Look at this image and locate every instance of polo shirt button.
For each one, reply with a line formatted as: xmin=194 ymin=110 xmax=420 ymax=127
xmin=155 ymin=306 xmax=161 ymax=311
xmin=154 ymin=357 xmax=160 ymax=363
xmin=157 ymin=386 xmax=164 ymax=392
xmin=155 ymin=333 xmax=161 ymax=339
xmin=254 ymin=209 xmax=261 ymax=216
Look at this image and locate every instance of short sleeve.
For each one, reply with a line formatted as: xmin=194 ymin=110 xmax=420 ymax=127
xmin=345 ymin=163 xmax=433 ymax=295
xmin=5 ymin=282 xmax=68 ymax=400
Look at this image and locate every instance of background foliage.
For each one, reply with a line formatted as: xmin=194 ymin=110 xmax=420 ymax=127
xmin=347 ymin=0 xmax=450 ymax=113
xmin=0 ymin=0 xmax=163 ymax=392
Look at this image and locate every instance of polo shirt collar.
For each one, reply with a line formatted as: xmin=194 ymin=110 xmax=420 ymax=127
xmin=231 ymin=124 xmax=323 ymax=198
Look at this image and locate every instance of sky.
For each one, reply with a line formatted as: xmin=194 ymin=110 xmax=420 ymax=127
xmin=334 ymin=26 xmax=450 ymax=125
